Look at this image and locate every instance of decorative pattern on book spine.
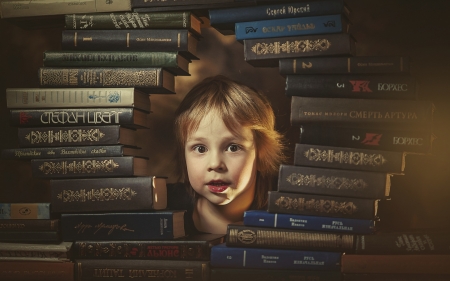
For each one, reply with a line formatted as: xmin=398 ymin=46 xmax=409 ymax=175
xmin=275 ymin=195 xmax=358 ymax=215
xmin=39 ymin=159 xmax=119 ymax=175
xmin=303 ymin=148 xmax=387 ymax=167
xmin=286 ymin=173 xmax=369 ymax=191
xmin=251 ymin=39 xmax=331 ymax=55
xmin=57 ymin=188 xmax=137 ymax=202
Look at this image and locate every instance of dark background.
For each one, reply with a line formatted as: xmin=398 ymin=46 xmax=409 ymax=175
xmin=1 ymin=0 xmax=449 ymax=231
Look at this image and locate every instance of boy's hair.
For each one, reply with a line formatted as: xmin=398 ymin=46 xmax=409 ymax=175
xmin=174 ymin=75 xmax=285 ymax=209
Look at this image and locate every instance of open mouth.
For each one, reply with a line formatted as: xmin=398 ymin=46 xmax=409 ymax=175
xmin=207 ymin=181 xmax=229 ymax=193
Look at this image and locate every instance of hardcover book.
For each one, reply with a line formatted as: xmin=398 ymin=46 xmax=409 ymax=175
xmin=39 ymin=67 xmax=175 ymax=94
xmin=293 ymin=144 xmax=406 ymax=174
xmin=244 ymin=33 xmax=356 ymax=67
xmin=0 ymin=203 xmax=50 ymax=219
xmin=0 ymin=241 xmax=72 ymax=262
xmin=0 ymin=219 xmax=59 ymax=232
xmin=343 ymin=273 xmax=450 ymax=281
xmin=285 ymin=74 xmax=417 ymax=100
xmin=50 ymin=176 xmax=167 ymax=213
xmin=131 ymin=0 xmax=235 ymax=7
xmin=279 ymin=56 xmax=411 ymax=75
xmin=0 ymin=261 xmax=74 ymax=281
xmin=71 ymin=233 xmax=225 ymax=260
xmin=211 ymin=269 xmax=342 ymax=281
xmin=278 ymin=164 xmax=391 ymax=199
xmin=61 ymin=211 xmax=186 ymax=241
xmin=267 ymin=191 xmax=379 ymax=220
xmin=211 ymin=243 xmax=342 ymax=270
xmin=0 ymin=231 xmax=60 ymax=243
xmin=31 ymin=156 xmax=149 ymax=179
xmin=226 ymin=223 xmax=354 ymax=251
xmin=6 ymin=88 xmax=151 ymax=112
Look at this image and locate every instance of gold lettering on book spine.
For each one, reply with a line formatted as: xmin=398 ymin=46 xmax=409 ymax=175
xmin=303 ymin=148 xmax=387 ymax=166
xmin=251 ymin=39 xmax=331 ymax=56
xmin=57 ymin=188 xmax=137 ymax=202
xmin=274 ymin=196 xmax=358 ymax=215
xmin=38 ymin=159 xmax=119 ymax=175
xmin=24 ymin=128 xmax=105 ymax=144
xmin=286 ymin=173 xmax=368 ymax=190
xmin=102 ymin=69 xmax=158 ymax=87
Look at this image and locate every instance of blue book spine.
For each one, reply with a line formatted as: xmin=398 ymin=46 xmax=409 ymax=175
xmin=243 ymin=210 xmax=376 ymax=234
xmin=210 ymin=243 xmax=341 ymax=270
xmin=0 ymin=203 xmax=51 ymax=219
xmin=235 ymin=14 xmax=346 ymax=41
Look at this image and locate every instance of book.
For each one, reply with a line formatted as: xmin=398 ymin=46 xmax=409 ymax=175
xmin=294 ymin=144 xmax=406 ymax=174
xmin=211 ymin=243 xmax=342 ymax=270
xmin=0 ymin=219 xmax=59 ymax=232
xmin=74 ymin=259 xmax=209 ymax=280
xmin=226 ymin=223 xmax=354 ymax=251
xmin=61 ymin=29 xmax=199 ymax=60
xmin=131 ymin=0 xmax=236 ymax=7
xmin=39 ymin=67 xmax=175 ymax=94
xmin=244 ymin=33 xmax=356 ymax=67
xmin=0 ymin=231 xmax=60 ymax=243
xmin=43 ymin=51 xmax=190 ymax=76
xmin=17 ymin=125 xmax=139 ymax=148
xmin=267 ymin=191 xmax=379 ymax=220
xmin=341 ymin=255 xmax=450 ymax=274
xmin=0 ymin=241 xmax=72 ymax=262
xmin=290 ymin=97 xmax=435 ymax=130
xmin=31 ymin=156 xmax=149 ymax=179
xmin=0 ymin=203 xmax=50 ymax=219
xmin=243 ymin=210 xmax=376 ymax=234
xmin=10 ymin=108 xmax=150 ymax=129
xmin=0 ymin=261 xmax=74 ymax=281
xmin=279 ymin=56 xmax=411 ymax=75
xmin=71 ymin=233 xmax=225 ymax=260
xmin=277 ymin=164 xmax=391 ymax=199
xmin=343 ymin=273 xmax=450 ymax=281
xmin=50 ymin=176 xmax=167 ymax=213
xmin=285 ymin=74 xmax=417 ymax=100
xmin=6 ymin=88 xmax=151 ymax=112
xmin=61 ymin=211 xmax=186 ymax=241
xmin=235 ymin=14 xmax=350 ymax=41
xmin=0 ymin=0 xmax=131 ymax=18
xmin=211 ymin=268 xmax=342 ymax=281
xmin=299 ymin=125 xmax=436 ymax=154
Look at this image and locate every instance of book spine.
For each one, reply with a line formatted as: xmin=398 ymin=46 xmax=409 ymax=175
xmin=267 ymin=191 xmax=379 ymax=220
xmin=343 ymin=273 xmax=450 ymax=281
xmin=211 ymin=269 xmax=342 ymax=281
xmin=61 ymin=212 xmax=180 ymax=241
xmin=285 ymin=74 xmax=416 ymax=99
xmin=235 ymin=14 xmax=347 ymax=41
xmin=31 ymin=156 xmax=147 ymax=178
xmin=226 ymin=224 xmax=354 ymax=251
xmin=243 ymin=211 xmax=376 ymax=234
xmin=290 ymin=97 xmax=435 ymax=129
xmin=132 ymin=0 xmax=233 ymax=7
xmin=279 ymin=56 xmax=411 ymax=75
xmin=210 ymin=244 xmax=342 ymax=270
xmin=0 ymin=0 xmax=131 ymax=18
xmin=299 ymin=125 xmax=435 ymax=154
xmin=0 ymin=231 xmax=60 ymax=243
xmin=277 ymin=164 xmax=390 ymax=198
xmin=244 ymin=33 xmax=356 ymax=67
xmin=74 ymin=259 xmax=209 ymax=280
xmin=294 ymin=144 xmax=406 ymax=174
xmin=0 ymin=249 xmax=67 ymax=259
xmin=0 ymin=203 xmax=50 ymax=219
xmin=0 ymin=261 xmax=74 ymax=281
xmin=0 ymin=219 xmax=59 ymax=231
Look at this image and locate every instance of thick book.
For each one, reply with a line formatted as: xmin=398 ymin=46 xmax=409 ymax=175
xmin=61 ymin=211 xmax=186 ymax=241
xmin=31 ymin=156 xmax=149 ymax=179
xmin=341 ymin=255 xmax=450 ymax=274
xmin=294 ymin=144 xmax=406 ymax=174
xmin=285 ymin=74 xmax=417 ymax=100
xmin=50 ymin=176 xmax=167 ymax=213
xmin=10 ymin=108 xmax=150 ymax=129
xmin=61 ymin=29 xmax=199 ymax=60
xmin=243 ymin=210 xmax=376 ymax=234
xmin=277 ymin=164 xmax=391 ymax=199
xmin=244 ymin=33 xmax=356 ymax=67
xmin=72 ymin=233 xmax=225 ymax=260
xmin=43 ymin=51 xmax=190 ymax=76
xmin=6 ymin=88 xmax=151 ymax=112
xmin=279 ymin=56 xmax=411 ymax=75
xmin=343 ymin=273 xmax=450 ymax=281
xmin=74 ymin=259 xmax=209 ymax=280
xmin=226 ymin=223 xmax=354 ymax=251
xmin=0 ymin=231 xmax=60 ymax=243
xmin=211 ymin=268 xmax=342 ymax=281
xmin=211 ymin=243 xmax=342 ymax=270
xmin=267 ymin=191 xmax=379 ymax=220
xmin=18 ymin=125 xmax=138 ymax=148
xmin=235 ymin=14 xmax=350 ymax=41
xmin=0 ymin=203 xmax=50 ymax=219
xmin=0 ymin=219 xmax=59 ymax=232
xmin=0 ymin=241 xmax=72 ymax=262
xmin=39 ymin=67 xmax=175 ymax=94
xmin=290 ymin=96 xmax=435 ymax=130
xmin=0 ymin=0 xmax=131 ymax=18
xmin=0 ymin=261 xmax=74 ymax=281
xmin=299 ymin=125 xmax=436 ymax=154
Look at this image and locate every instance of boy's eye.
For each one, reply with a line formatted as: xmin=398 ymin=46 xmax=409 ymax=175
xmin=226 ymin=144 xmax=241 ymax=152
xmin=193 ymin=145 xmax=207 ymax=153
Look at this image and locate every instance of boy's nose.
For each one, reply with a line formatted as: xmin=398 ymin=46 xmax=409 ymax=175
xmin=207 ymin=152 xmax=226 ymax=172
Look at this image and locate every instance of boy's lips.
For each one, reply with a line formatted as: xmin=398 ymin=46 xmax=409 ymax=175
xmin=206 ymin=180 xmax=229 ymax=193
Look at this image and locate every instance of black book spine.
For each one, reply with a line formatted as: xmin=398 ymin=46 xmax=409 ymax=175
xmin=294 ymin=144 xmax=406 ymax=174
xmin=0 ymin=231 xmax=60 ymax=243
xmin=131 ymin=0 xmax=233 ymax=7
xmin=278 ymin=164 xmax=391 ymax=199
xmin=0 ymin=219 xmax=59 ymax=232
xmin=267 ymin=191 xmax=379 ymax=220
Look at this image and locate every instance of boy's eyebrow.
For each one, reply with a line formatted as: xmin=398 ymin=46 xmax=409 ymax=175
xmin=186 ymin=135 xmax=248 ymax=143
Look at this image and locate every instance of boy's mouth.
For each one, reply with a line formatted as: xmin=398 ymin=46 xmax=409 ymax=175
xmin=206 ymin=180 xmax=229 ymax=193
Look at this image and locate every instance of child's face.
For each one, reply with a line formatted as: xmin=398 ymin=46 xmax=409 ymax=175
xmin=184 ymin=111 xmax=257 ymax=206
